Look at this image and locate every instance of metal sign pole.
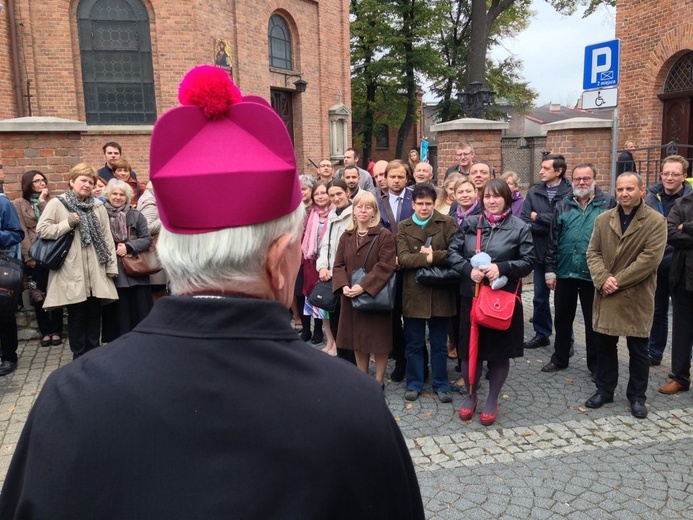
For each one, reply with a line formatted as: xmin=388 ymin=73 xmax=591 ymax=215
xmin=611 ymin=107 xmax=619 ymax=194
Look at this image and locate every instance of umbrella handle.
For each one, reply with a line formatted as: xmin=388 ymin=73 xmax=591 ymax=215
xmin=474 ymin=282 xmax=480 ymax=298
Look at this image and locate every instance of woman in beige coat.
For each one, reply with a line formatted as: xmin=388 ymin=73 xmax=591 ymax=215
xmin=37 ymin=163 xmax=118 ymax=359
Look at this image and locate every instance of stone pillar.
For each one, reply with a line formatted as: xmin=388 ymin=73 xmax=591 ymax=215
xmin=0 ymin=117 xmax=86 ymax=198
xmin=542 ymin=117 xmax=613 ymax=191
xmin=430 ymin=118 xmax=508 ymax=184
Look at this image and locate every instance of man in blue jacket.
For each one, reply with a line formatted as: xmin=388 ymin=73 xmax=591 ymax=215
xmin=522 ymin=154 xmax=573 ymax=348
xmin=0 ymin=191 xmax=25 ymax=376
xmin=541 ymin=164 xmax=615 ymax=376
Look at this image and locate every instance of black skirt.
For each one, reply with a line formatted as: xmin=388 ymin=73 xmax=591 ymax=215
xmin=457 ymin=295 xmax=524 ymax=361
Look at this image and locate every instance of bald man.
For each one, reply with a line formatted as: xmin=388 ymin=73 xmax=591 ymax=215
xmin=373 ymin=160 xmax=389 ymax=197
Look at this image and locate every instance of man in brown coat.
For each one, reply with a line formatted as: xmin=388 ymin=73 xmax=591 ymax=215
xmin=585 ymin=172 xmax=667 ymax=418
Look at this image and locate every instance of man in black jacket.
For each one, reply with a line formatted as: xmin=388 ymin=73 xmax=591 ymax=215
xmin=521 ymin=154 xmax=572 ymax=348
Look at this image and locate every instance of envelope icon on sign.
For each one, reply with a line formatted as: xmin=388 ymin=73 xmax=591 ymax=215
xmin=600 ymin=71 xmax=614 ymax=81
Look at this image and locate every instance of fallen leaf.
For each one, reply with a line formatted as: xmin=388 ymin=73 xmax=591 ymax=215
xmin=424 ymin=413 xmax=431 ymax=417
xmin=7 ymin=406 xmax=15 ymax=413
xmin=394 ymin=417 xmax=401 ymax=421
xmin=405 ymin=403 xmax=413 ymax=410
xmin=564 ymin=378 xmax=574 ymax=384
xmin=522 ymin=430 xmax=534 ymax=436
xmin=578 ymin=407 xmax=586 ymax=412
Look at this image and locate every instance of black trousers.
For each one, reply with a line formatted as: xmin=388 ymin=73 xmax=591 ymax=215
xmin=594 ymin=333 xmax=649 ymax=403
xmin=0 ymin=310 xmax=18 ymax=363
xmin=390 ymin=271 xmax=406 ymax=363
xmin=67 ymin=297 xmax=102 ymax=359
xmin=551 ymin=278 xmax=597 ymax=373
xmin=101 ymin=285 xmax=153 ymax=343
xmin=330 ymin=298 xmax=355 ymax=365
xmin=27 ymin=264 xmax=63 ymax=337
xmin=670 ymin=283 xmax=693 ymax=389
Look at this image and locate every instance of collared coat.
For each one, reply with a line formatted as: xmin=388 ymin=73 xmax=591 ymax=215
xmin=36 ymin=195 xmax=118 ymax=310
xmin=378 ymin=188 xmax=414 ymax=235
xmin=333 ymin=225 xmax=396 ymax=353
xmin=397 ymin=210 xmax=458 ymax=318
xmin=667 ymin=192 xmax=693 ymax=291
xmin=316 ymin=205 xmax=353 ymax=272
xmin=0 ymin=296 xmax=424 ymax=519
xmin=586 ymin=203 xmax=667 ymax=338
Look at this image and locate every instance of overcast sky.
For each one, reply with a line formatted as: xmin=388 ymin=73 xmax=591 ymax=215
xmin=490 ymin=0 xmax=616 ymax=106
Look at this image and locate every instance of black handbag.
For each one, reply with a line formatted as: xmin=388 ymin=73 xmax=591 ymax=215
xmin=29 ymin=199 xmax=75 ymax=270
xmin=350 ymin=234 xmax=395 ymax=311
xmin=307 ymin=279 xmax=338 ymax=312
xmin=0 ymin=253 xmax=24 ymax=313
xmin=415 ymin=265 xmax=460 ymax=285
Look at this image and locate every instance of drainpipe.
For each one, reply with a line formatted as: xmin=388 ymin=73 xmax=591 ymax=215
xmin=7 ymin=0 xmax=25 ymax=117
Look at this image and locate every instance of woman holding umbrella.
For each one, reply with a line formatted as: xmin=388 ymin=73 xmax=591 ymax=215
xmin=447 ymin=179 xmax=534 ymax=425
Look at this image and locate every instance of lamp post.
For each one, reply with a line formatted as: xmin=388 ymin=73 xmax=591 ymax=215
xmin=455 ymin=81 xmax=495 ymax=118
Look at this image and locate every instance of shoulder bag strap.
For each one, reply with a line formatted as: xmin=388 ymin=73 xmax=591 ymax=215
xmin=361 ymin=232 xmax=379 ymax=272
xmin=475 ymin=215 xmax=483 ymax=254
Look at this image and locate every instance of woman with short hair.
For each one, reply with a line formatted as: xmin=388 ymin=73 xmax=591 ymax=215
xmin=14 ymin=170 xmax=64 ymax=347
xmin=501 ymin=170 xmax=524 ymax=217
xmin=397 ymin=184 xmax=458 ymax=403
xmin=333 ymin=191 xmax=396 ymax=386
xmin=101 ymin=179 xmax=153 ymax=342
xmin=437 ymin=172 xmax=462 ymax=216
xmin=37 ymin=163 xmax=118 ymax=359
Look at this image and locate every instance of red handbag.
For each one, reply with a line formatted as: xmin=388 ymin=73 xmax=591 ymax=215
xmin=472 ymin=283 xmax=520 ymax=331
xmin=471 ymin=218 xmax=520 ymax=331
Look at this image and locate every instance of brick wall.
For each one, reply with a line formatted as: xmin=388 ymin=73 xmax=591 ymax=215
xmin=434 ymin=127 xmax=505 ymax=184
xmin=544 ymin=127 xmax=613 ymax=191
xmin=617 ymin=0 xmax=693 ymax=149
xmin=0 ymin=0 xmax=349 ymax=184
xmin=0 ymin=132 xmax=84 ymax=198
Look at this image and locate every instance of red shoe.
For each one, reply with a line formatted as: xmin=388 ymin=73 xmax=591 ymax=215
xmin=480 ymin=404 xmax=499 ymax=426
xmin=458 ymin=400 xmax=478 ymax=421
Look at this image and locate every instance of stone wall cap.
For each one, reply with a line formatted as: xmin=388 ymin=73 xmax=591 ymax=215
xmin=541 ymin=117 xmax=613 ymax=132
xmin=0 ymin=116 xmax=88 ymax=132
xmin=430 ymin=118 xmax=509 ymax=132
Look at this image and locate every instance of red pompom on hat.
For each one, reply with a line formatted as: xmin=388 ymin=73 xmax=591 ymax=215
xmin=150 ymin=66 xmax=302 ymax=234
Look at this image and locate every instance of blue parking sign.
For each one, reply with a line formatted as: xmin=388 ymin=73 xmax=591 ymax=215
xmin=583 ymin=39 xmax=620 ymax=90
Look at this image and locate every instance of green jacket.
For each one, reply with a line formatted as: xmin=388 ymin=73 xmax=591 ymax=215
xmin=546 ymin=187 xmax=616 ymax=281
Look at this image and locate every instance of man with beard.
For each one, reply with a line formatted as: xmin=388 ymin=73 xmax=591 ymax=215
xmin=337 ymin=148 xmax=376 ymax=193
xmin=344 ymin=166 xmax=362 ymax=200
xmin=542 ymin=164 xmax=615 ymax=377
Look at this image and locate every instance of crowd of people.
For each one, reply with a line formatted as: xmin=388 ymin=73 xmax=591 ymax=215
xmin=0 ymin=141 xmax=166 ymax=372
xmin=293 ymin=143 xmax=693 ymax=424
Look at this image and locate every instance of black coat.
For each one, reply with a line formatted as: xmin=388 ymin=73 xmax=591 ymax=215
xmin=447 ymin=214 xmax=535 ymax=360
xmin=521 ymin=179 xmax=573 ymax=264
xmin=0 ymin=297 xmax=424 ymax=520
xmin=668 ymin=192 xmax=693 ymax=291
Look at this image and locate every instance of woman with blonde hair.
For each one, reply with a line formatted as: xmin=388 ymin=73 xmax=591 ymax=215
xmin=437 ymin=172 xmax=462 ymax=215
xmin=501 ymin=170 xmax=524 ymax=217
xmin=332 ymin=191 xmax=396 ymax=386
xmin=36 ymin=163 xmax=118 ymax=359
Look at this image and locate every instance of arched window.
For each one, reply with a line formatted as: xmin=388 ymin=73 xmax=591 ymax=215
xmin=268 ymin=15 xmax=292 ymax=70
xmin=663 ymin=52 xmax=693 ymax=94
xmin=77 ymin=0 xmax=156 ymax=124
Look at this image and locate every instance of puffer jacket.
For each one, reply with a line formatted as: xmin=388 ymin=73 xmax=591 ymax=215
xmin=521 ymin=178 xmax=572 ymax=264
xmin=448 ymin=214 xmax=535 ymax=298
xmin=316 ymin=205 xmax=353 ymax=272
xmin=545 ymin=187 xmax=616 ymax=281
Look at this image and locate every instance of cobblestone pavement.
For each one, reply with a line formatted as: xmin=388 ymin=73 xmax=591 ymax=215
xmin=1 ymin=289 xmax=692 ymax=518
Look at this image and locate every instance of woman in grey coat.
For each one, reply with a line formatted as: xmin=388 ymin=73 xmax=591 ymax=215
xmin=101 ymin=179 xmax=153 ymax=342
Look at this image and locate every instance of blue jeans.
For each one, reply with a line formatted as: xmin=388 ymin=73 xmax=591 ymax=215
xmin=647 ymin=266 xmax=670 ymax=362
xmin=404 ymin=316 xmax=450 ymax=392
xmin=532 ymin=263 xmax=553 ymax=338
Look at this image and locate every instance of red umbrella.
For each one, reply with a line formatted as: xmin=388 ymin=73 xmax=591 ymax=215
xmin=468 ymin=282 xmax=480 ymax=397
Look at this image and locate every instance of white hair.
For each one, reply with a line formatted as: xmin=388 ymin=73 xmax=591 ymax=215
xmin=104 ymin=179 xmax=134 ymax=205
xmin=158 ymin=204 xmax=304 ymax=295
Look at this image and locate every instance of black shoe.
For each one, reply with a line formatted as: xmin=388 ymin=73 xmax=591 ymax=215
xmin=300 ymin=329 xmax=312 ymax=342
xmin=0 ymin=361 xmax=17 ymax=376
xmin=541 ymin=362 xmax=565 ymax=373
xmin=649 ymin=358 xmax=661 ymax=367
xmin=523 ymin=335 xmax=550 ymax=349
xmin=585 ymin=392 xmax=613 ymax=409
xmin=391 ymin=360 xmax=406 ymax=382
xmin=569 ymin=346 xmax=575 ymax=358
xmin=436 ymin=391 xmax=453 ymax=403
xmin=311 ymin=331 xmax=324 ymax=344
xmin=404 ymin=389 xmax=419 ymax=401
xmin=630 ymin=401 xmax=648 ymax=419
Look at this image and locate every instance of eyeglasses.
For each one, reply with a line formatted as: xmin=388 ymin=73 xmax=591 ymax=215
xmin=572 ymin=177 xmax=593 ymax=184
xmin=456 ymin=152 xmax=472 ymax=157
xmin=32 ymin=179 xmax=47 ymax=184
xmin=661 ymin=172 xmax=684 ymax=178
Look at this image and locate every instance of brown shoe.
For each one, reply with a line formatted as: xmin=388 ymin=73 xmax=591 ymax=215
xmin=658 ymin=380 xmax=689 ymax=394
